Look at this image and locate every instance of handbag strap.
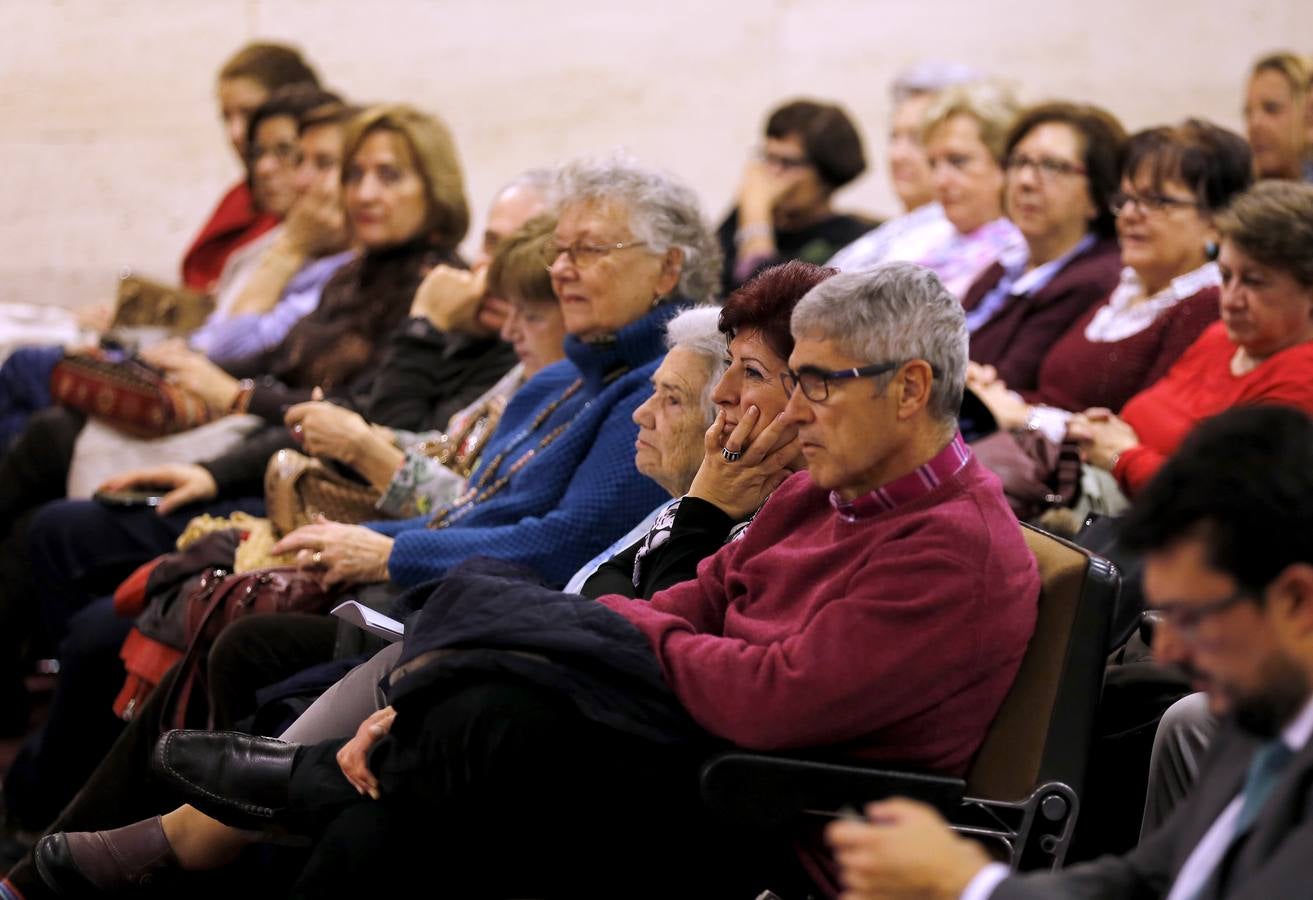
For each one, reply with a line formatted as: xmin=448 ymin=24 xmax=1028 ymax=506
xmin=157 ymin=570 xmax=230 ymax=732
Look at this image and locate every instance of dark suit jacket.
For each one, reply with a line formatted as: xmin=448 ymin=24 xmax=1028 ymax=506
xmin=965 ymin=237 xmax=1121 ymax=393
xmin=995 ymin=722 xmax=1313 ymax=898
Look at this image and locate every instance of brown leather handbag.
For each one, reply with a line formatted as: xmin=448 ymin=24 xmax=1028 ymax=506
xmin=160 ymin=565 xmax=339 ymax=729
xmin=264 ymin=448 xmax=382 ymax=536
xmin=112 ymin=272 xmax=214 ymax=334
xmin=972 ymin=428 xmax=1083 ymax=522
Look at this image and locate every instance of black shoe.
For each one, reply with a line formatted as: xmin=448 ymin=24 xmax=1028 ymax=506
xmin=33 ymin=817 xmax=177 ymax=896
xmin=151 ymin=730 xmax=298 ymax=833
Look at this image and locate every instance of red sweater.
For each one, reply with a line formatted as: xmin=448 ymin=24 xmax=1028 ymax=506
xmin=179 ymin=181 xmax=279 ymax=292
xmin=1023 ymin=286 xmax=1219 ymax=413
xmin=598 ymin=456 xmax=1038 ymax=776
xmin=1115 ymin=322 xmax=1313 ymax=495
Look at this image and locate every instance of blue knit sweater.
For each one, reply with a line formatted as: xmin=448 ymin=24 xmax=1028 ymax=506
xmin=369 ymin=303 xmax=681 ymax=587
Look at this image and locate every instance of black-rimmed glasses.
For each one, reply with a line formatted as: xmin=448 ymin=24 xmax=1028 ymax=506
xmin=781 ymin=361 xmax=904 ymax=402
xmin=1109 ymin=190 xmax=1200 ymax=217
xmin=1005 ymin=153 xmax=1087 ymax=180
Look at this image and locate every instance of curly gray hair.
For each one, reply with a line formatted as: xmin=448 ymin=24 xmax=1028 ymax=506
xmin=555 ymin=152 xmax=722 ymax=304
xmin=664 ymin=305 xmax=729 ymax=424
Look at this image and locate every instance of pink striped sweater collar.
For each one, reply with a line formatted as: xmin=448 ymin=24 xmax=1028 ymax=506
xmin=829 ymin=432 xmax=972 ymax=522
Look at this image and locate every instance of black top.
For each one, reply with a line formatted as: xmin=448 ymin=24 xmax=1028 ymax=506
xmin=716 ymin=207 xmax=878 ymax=295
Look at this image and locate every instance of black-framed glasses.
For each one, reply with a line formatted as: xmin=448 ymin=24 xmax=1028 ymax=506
xmin=781 ymin=361 xmax=905 ymax=402
xmin=1005 ymin=153 xmax=1087 ymax=180
xmin=246 ymin=141 xmax=302 ymax=167
xmin=1146 ymin=587 xmax=1258 ymax=643
xmin=542 ymin=239 xmax=649 ymax=271
xmin=1109 ymin=189 xmax=1199 ymax=217
xmin=757 ymin=147 xmax=813 ymax=171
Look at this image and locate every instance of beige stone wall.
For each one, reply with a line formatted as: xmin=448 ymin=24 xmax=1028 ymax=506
xmin=1 ymin=0 xmax=1308 ymax=306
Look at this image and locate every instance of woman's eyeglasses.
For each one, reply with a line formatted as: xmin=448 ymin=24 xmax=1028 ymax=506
xmin=542 ymin=240 xmax=649 ymax=272
xmin=1004 ymin=153 xmax=1087 ymax=180
xmin=1109 ymin=190 xmax=1200 ymax=217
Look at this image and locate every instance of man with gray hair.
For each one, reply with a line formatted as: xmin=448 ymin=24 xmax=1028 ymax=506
xmin=128 ymin=262 xmax=1038 ymax=896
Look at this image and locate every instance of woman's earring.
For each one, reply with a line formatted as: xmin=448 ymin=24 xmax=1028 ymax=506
xmin=1204 ymin=240 xmax=1219 ymax=261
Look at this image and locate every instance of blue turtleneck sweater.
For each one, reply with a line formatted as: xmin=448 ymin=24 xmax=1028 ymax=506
xmin=370 ymin=302 xmax=681 ymax=587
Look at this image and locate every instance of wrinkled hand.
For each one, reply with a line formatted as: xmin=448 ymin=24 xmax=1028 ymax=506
xmin=410 ymin=264 xmax=489 ymax=335
xmin=971 ymin=378 xmax=1030 ymax=432
xmin=282 ymin=182 xmax=348 ymax=258
xmin=139 ymin=343 xmax=239 ymax=411
xmin=285 ymin=399 xmax=380 ymax=468
xmin=686 ymin=405 xmax=799 ymax=520
xmin=271 ymin=517 xmax=394 ymax=588
xmin=336 ymin=705 xmax=397 ymax=799
xmin=826 ymin=799 xmax=991 ymax=900
xmin=1067 ymin=407 xmax=1139 ymax=471
xmin=98 ymin=463 xmax=218 ymax=516
xmin=738 ymin=158 xmax=808 ymax=219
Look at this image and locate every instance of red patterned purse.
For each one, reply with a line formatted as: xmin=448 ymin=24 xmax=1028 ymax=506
xmin=50 ymin=350 xmax=216 ymax=438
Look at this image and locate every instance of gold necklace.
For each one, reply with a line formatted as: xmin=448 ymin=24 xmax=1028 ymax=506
xmin=427 ymin=378 xmax=583 ymax=529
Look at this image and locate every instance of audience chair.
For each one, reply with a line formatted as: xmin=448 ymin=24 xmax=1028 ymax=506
xmin=700 ymin=524 xmax=1118 ymax=872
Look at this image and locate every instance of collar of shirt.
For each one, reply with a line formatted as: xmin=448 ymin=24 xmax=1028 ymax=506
xmin=1086 ymin=260 xmax=1220 ymax=343
xmin=1281 ymin=693 xmax=1313 ymax=752
xmin=1011 ymin=233 xmax=1097 ymax=297
xmin=829 ymin=432 xmax=971 ymax=521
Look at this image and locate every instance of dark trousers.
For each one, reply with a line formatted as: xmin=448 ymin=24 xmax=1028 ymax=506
xmin=2 ymin=494 xmax=264 ymax=830
xmin=285 ymin=677 xmax=808 ymax=899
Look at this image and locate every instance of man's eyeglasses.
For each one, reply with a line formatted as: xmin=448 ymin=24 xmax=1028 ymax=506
xmin=1005 ymin=153 xmax=1087 ymax=180
xmin=247 ymin=142 xmax=302 ymax=167
xmin=1146 ymin=587 xmax=1258 ymax=643
xmin=543 ymin=239 xmax=649 ymax=271
xmin=1109 ymin=190 xmax=1199 ymax=217
xmin=782 ymin=360 xmax=919 ymax=403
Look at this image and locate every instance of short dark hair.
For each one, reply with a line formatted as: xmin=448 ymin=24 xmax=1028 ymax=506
xmin=1120 ymin=405 xmax=1313 ymax=593
xmin=246 ymin=85 xmax=344 ymax=150
xmin=1216 ymin=181 xmax=1313 ymax=288
xmin=719 ymin=260 xmax=836 ymax=361
xmin=1005 ymin=101 xmax=1127 ymax=239
xmin=219 ymin=42 xmax=320 ymax=92
xmin=487 ymin=215 xmax=557 ymax=305
xmin=765 ymin=100 xmax=867 ymax=191
xmin=1122 ymin=119 xmax=1254 ymax=214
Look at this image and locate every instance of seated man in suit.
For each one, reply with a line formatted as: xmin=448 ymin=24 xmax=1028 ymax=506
xmin=827 ymin=403 xmax=1313 ymax=899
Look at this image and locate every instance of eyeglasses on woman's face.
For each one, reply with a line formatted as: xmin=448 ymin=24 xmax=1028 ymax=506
xmin=542 ymin=239 xmax=649 ymax=272
xmin=1005 ymin=152 xmax=1087 ymax=181
xmin=1109 ymin=189 xmax=1200 ymax=217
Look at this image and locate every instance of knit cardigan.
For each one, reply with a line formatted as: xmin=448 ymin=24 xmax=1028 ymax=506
xmin=370 ymin=302 xmax=680 ymax=588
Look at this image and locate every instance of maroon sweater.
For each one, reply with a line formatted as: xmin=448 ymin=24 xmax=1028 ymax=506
xmin=598 ymin=454 xmax=1038 ymax=776
xmin=1022 ymin=286 xmax=1220 ymax=413
xmin=966 ymin=237 xmax=1122 ymax=392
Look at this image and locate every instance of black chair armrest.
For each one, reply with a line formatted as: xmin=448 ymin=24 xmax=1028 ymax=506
xmin=700 ymin=752 xmax=966 ymax=827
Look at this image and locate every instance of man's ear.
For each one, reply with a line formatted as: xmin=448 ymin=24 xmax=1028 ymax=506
xmin=1272 ymin=562 xmax=1313 ymax=637
xmin=894 ymin=360 xmax=935 ymax=421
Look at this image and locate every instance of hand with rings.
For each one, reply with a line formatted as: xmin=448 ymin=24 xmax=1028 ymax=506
xmin=688 ymin=405 xmax=800 ymax=520
xmin=271 ymin=515 xmax=394 ymax=588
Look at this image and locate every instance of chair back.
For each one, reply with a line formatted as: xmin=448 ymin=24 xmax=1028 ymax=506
xmin=964 ymin=524 xmax=1117 ymax=801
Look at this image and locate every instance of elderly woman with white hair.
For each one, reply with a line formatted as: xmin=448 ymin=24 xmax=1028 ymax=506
xmin=76 ymin=262 xmax=1037 ymax=898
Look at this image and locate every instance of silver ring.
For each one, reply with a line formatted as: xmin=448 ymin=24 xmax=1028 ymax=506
xmin=722 ymin=448 xmax=742 ymax=463
xmin=311 ymin=550 xmax=323 ymax=566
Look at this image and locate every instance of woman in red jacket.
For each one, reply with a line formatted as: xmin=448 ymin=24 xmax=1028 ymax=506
xmin=1071 ymin=181 xmax=1313 ymax=501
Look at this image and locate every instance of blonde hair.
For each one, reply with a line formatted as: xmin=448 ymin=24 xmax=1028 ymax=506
xmin=922 ymin=82 xmax=1019 ymax=163
xmin=341 ymin=104 xmax=470 ymax=250
xmin=1251 ymin=52 xmax=1312 ymax=99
